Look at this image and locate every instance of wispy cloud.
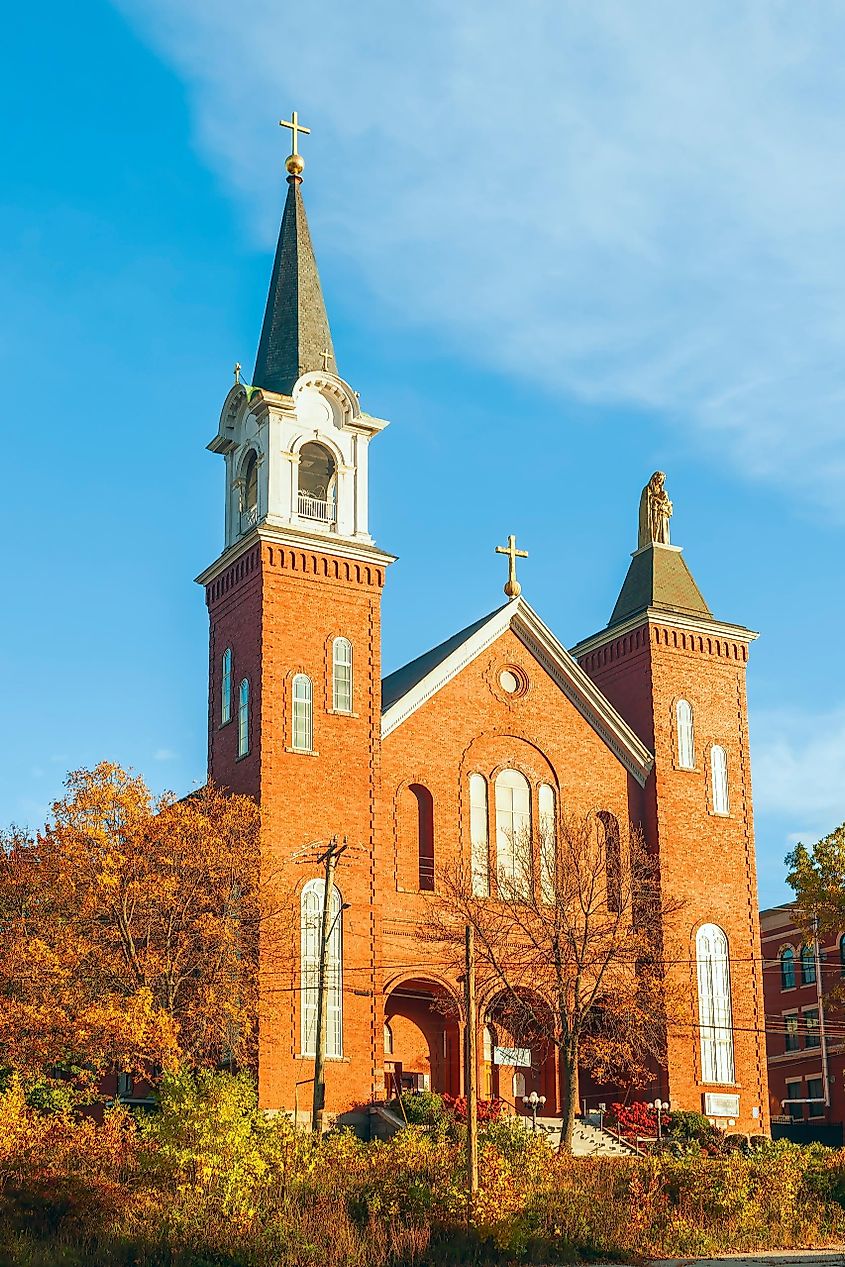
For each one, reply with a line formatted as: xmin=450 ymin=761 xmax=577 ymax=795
xmin=115 ymin=0 xmax=845 ymax=509
xmin=753 ymin=706 xmax=845 ymax=836
xmin=154 ymin=747 xmax=178 ymax=762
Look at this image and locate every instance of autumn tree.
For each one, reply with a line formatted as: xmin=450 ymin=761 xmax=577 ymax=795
xmin=425 ymin=808 xmax=682 ymax=1152
xmin=786 ymin=822 xmax=845 ymax=940
xmin=0 ymin=762 xmax=290 ymax=1090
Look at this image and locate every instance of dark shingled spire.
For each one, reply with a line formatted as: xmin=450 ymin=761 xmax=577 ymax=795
xmin=252 ymin=174 xmax=337 ymax=395
xmin=608 ymin=543 xmax=712 ymax=627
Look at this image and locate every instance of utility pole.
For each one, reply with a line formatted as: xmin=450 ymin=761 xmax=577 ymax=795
xmin=463 ymin=924 xmax=479 ymax=1196
xmin=312 ymin=836 xmax=347 ymax=1133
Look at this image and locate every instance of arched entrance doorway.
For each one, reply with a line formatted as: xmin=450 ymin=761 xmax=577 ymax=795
xmin=481 ymin=990 xmax=559 ymax=1116
xmin=383 ymin=977 xmax=461 ymax=1100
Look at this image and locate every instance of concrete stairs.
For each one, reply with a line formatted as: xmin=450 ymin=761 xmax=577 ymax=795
xmin=532 ymin=1115 xmax=640 ymax=1157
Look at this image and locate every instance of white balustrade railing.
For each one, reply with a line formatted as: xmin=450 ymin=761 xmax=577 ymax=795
xmin=239 ymin=504 xmax=259 ymax=534
xmin=298 ymin=492 xmax=335 ymax=524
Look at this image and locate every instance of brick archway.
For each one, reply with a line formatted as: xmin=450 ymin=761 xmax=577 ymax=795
xmin=384 ymin=977 xmax=461 ymax=1099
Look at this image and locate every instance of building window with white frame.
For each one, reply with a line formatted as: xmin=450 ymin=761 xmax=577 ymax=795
xmin=495 ymin=768 xmax=531 ymax=896
xmin=332 ymin=637 xmax=352 ymax=713
xmin=221 ymin=647 xmax=233 ymax=725
xmin=469 ymin=774 xmax=490 ymax=898
xmin=676 ymin=698 xmax=695 ymax=769
xmin=237 ymin=679 xmax=249 ymax=757
xmin=710 ymin=745 xmax=729 ymax=815
xmin=696 ymin=922 xmax=735 ymax=1084
xmin=292 ymin=674 xmax=313 ymax=752
xmin=300 ymin=878 xmax=343 ymax=1058
xmin=538 ymin=783 xmax=556 ymax=903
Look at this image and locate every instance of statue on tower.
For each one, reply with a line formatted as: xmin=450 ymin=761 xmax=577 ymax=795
xmin=638 ymin=471 xmax=672 ymax=548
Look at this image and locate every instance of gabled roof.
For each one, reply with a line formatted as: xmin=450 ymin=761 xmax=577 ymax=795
xmin=252 ymin=175 xmax=337 ymax=396
xmin=381 ymin=598 xmax=654 ymax=787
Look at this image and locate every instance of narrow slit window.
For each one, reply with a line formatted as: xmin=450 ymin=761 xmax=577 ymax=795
xmin=221 ymin=647 xmax=232 ymax=725
xmin=332 ymin=638 xmax=352 ymax=712
xmin=676 ymin=699 xmax=695 ymax=768
xmin=410 ymin=784 xmax=435 ymax=891
xmin=696 ymin=923 xmax=735 ymax=1084
xmin=292 ymin=674 xmax=313 ymax=752
xmin=238 ymin=678 xmax=249 ymax=757
xmin=300 ymin=879 xmax=342 ymax=1057
xmin=538 ymin=783 xmax=556 ymax=903
xmin=495 ymin=769 xmax=530 ymax=897
xmin=710 ymin=745 xmax=729 ymax=815
xmin=598 ymin=811 xmax=622 ymax=913
xmin=469 ymin=774 xmax=490 ymax=898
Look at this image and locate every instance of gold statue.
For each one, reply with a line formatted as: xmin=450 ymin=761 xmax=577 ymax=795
xmin=638 ymin=471 xmax=672 ymax=548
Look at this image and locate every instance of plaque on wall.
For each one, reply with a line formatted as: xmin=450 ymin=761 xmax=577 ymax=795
xmin=704 ymin=1092 xmax=740 ymax=1117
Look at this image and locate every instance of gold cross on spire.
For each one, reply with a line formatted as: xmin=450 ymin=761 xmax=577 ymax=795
xmin=495 ymin=534 xmax=528 ymax=598
xmin=280 ymin=110 xmax=311 ymax=177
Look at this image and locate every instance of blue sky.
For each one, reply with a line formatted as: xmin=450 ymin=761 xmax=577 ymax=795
xmin=3 ymin=0 xmax=845 ymax=905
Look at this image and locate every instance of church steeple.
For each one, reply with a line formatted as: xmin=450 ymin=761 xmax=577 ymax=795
xmin=252 ymin=115 xmax=337 ymax=396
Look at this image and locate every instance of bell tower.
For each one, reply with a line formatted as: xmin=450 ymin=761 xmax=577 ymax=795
xmin=196 ymin=119 xmax=393 ymax=1114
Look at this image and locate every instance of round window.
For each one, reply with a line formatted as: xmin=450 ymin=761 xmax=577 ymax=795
xmin=499 ymin=669 xmax=521 ymax=694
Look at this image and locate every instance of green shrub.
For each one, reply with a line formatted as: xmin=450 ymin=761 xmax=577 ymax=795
xmin=395 ymin=1088 xmax=445 ymax=1127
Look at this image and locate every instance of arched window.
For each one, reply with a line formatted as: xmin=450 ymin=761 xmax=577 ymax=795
xmin=292 ymin=674 xmax=313 ymax=752
xmin=221 ymin=647 xmax=232 ymax=725
xmin=240 ymin=451 xmax=259 ymax=533
xmin=801 ymin=944 xmax=817 ymax=986
xmin=538 ymin=784 xmax=556 ymax=903
xmin=710 ymin=745 xmax=729 ymax=815
xmin=482 ymin=1025 xmax=494 ymax=1062
xmin=676 ymin=699 xmax=695 ymax=769
xmin=332 ymin=637 xmax=353 ymax=713
xmin=383 ymin=1022 xmax=393 ymax=1055
xmin=780 ymin=946 xmax=796 ymax=990
xmin=696 ymin=923 xmax=735 ymax=1084
xmin=495 ymin=769 xmax=530 ymax=896
xmin=410 ymin=784 xmax=435 ymax=891
xmin=598 ymin=811 xmax=622 ymax=913
xmin=298 ymin=443 xmax=337 ymax=524
xmin=237 ymin=679 xmax=249 ymax=757
xmin=300 ymin=879 xmax=342 ymax=1057
xmin=469 ymin=774 xmax=490 ymax=898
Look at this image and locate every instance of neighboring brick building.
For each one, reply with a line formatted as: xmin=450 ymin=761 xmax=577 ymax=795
xmin=195 ymin=141 xmax=770 ymax=1134
xmin=760 ymin=904 xmax=840 ymax=1141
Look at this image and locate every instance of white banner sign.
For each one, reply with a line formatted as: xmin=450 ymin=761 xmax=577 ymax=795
xmin=493 ymin=1046 xmax=531 ymax=1068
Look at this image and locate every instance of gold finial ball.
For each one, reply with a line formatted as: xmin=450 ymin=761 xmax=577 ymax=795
xmin=285 ymin=152 xmax=305 ymax=176
xmin=504 ymin=579 xmax=522 ymax=598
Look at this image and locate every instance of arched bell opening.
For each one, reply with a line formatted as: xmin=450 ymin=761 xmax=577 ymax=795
xmin=383 ymin=978 xmax=461 ymax=1101
xmin=297 ymin=442 xmax=337 ymax=525
xmin=238 ymin=450 xmax=259 ymax=536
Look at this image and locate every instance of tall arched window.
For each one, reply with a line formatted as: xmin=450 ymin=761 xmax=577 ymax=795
xmin=300 ymin=879 xmax=342 ymax=1057
xmin=332 ymin=638 xmax=352 ymax=713
xmin=298 ymin=443 xmax=337 ymax=524
xmin=237 ymin=679 xmax=249 ymax=757
xmin=676 ymin=699 xmax=695 ymax=769
xmin=240 ymin=451 xmax=259 ymax=534
xmin=710 ymin=745 xmax=729 ymax=815
xmin=495 ymin=769 xmax=530 ymax=896
xmin=221 ymin=647 xmax=232 ymax=725
xmin=801 ymin=944 xmax=817 ymax=986
xmin=292 ymin=674 xmax=313 ymax=752
xmin=780 ymin=946 xmax=796 ymax=990
xmin=482 ymin=1024 xmax=495 ymax=1062
xmin=598 ymin=811 xmax=622 ymax=913
xmin=410 ymin=784 xmax=435 ymax=891
xmin=538 ymin=784 xmax=556 ymax=903
xmin=696 ymin=923 xmax=735 ymax=1084
xmin=383 ymin=1021 xmax=394 ymax=1055
xmin=469 ymin=774 xmax=490 ymax=898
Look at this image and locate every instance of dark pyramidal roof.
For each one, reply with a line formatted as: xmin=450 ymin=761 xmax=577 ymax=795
xmin=252 ymin=175 xmax=337 ymax=395
xmin=608 ymin=543 xmax=712 ymax=627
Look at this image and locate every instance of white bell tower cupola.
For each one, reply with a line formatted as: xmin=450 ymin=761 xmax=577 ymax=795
xmin=205 ymin=127 xmax=390 ymax=553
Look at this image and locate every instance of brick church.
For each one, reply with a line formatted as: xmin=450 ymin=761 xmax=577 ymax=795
xmin=196 ymin=131 xmax=770 ymax=1134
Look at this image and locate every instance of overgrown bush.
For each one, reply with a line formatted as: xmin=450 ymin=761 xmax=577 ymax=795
xmin=1 ymin=1071 xmax=845 ymax=1266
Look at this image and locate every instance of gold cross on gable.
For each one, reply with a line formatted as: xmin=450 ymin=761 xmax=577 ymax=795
xmin=279 ymin=110 xmax=311 ymax=156
xmin=495 ymin=534 xmax=528 ymax=599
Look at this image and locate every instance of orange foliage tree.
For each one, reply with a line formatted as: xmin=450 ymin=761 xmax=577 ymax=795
xmin=0 ymin=762 xmax=288 ymax=1088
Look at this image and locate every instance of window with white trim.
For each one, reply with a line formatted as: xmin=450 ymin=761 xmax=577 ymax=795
xmin=538 ymin=783 xmax=556 ymax=903
xmin=676 ymin=699 xmax=695 ymax=769
xmin=710 ymin=745 xmax=729 ymax=815
xmin=300 ymin=879 xmax=343 ymax=1058
xmin=495 ymin=769 xmax=530 ymax=896
xmin=237 ymin=679 xmax=249 ymax=757
xmin=332 ymin=638 xmax=352 ymax=713
xmin=696 ymin=923 xmax=735 ymax=1084
xmin=221 ymin=648 xmax=233 ymax=725
xmin=292 ymin=674 xmax=313 ymax=752
xmin=469 ymin=774 xmax=490 ymax=897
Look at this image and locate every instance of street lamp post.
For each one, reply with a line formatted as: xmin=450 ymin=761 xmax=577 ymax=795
xmin=648 ymin=1100 xmax=670 ymax=1146
xmin=522 ymin=1090 xmax=547 ymax=1133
